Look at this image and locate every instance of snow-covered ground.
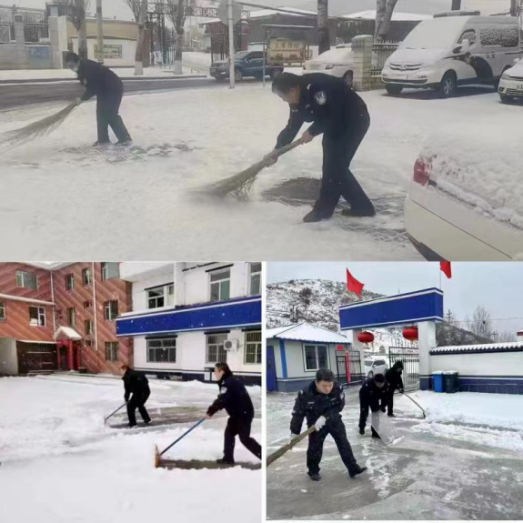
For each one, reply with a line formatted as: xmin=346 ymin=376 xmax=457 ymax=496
xmin=0 ymin=375 xmax=261 ymax=523
xmin=267 ymin=389 xmax=523 ymax=519
xmin=0 ymin=84 xmax=517 ymax=260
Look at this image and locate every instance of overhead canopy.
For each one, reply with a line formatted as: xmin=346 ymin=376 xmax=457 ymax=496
xmin=266 ymin=322 xmax=350 ymax=345
xmin=54 ymin=326 xmax=82 ymax=341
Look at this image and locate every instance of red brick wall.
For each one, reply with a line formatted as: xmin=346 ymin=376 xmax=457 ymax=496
xmin=0 ymin=263 xmax=54 ymax=342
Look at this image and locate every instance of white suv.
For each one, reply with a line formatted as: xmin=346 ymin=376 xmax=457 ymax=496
xmin=499 ymin=58 xmax=523 ymax=103
xmin=364 ymin=358 xmax=388 ymax=378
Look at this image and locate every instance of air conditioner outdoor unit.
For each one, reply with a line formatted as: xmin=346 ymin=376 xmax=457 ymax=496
xmin=224 ymin=339 xmax=239 ymax=351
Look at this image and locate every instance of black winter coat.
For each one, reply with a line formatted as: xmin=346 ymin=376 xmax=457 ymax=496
xmin=290 ymin=380 xmax=346 ymax=435
xmin=123 ymin=369 xmax=150 ymax=401
xmin=77 ymin=59 xmax=124 ymax=101
xmin=385 ymin=363 xmax=404 ymax=392
xmin=359 ymin=378 xmax=389 ymax=412
xmin=275 ymin=73 xmax=369 ymax=149
xmin=207 ymin=371 xmax=255 ymax=420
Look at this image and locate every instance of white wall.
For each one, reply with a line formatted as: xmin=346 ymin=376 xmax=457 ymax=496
xmin=281 ymin=340 xmax=337 ymax=379
xmin=131 ymin=272 xmax=174 ymax=313
xmin=0 ymin=338 xmax=18 ymax=375
xmin=431 ymin=351 xmax=523 ymax=376
xmin=72 ymin=38 xmax=136 ymax=67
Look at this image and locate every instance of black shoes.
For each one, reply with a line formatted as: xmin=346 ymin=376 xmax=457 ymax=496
xmin=308 ymin=472 xmax=321 ymax=481
xmin=116 ymin=139 xmax=132 ymax=146
xmin=93 ymin=140 xmax=111 ymax=146
xmin=341 ymin=207 xmax=376 ymax=217
xmin=303 ymin=210 xmax=331 ymax=223
xmin=216 ymin=458 xmax=235 ymax=465
xmin=349 ymin=465 xmax=367 ymax=479
xmin=388 ymin=413 xmax=395 ymax=417
xmin=359 ymin=428 xmax=365 ymax=435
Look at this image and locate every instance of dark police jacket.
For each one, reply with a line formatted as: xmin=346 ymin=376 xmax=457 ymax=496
xmin=385 ymin=364 xmax=404 ymax=392
xmin=359 ymin=378 xmax=389 ymax=412
xmin=290 ymin=380 xmax=346 ymax=435
xmin=123 ymin=369 xmax=150 ymax=401
xmin=207 ymin=371 xmax=255 ymax=420
xmin=77 ymin=59 xmax=124 ymax=101
xmin=275 ymin=73 xmax=369 ymax=149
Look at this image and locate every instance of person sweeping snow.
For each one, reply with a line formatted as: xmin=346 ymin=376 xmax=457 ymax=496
xmin=65 ymin=52 xmax=132 ymax=146
xmin=290 ymin=368 xmax=367 ymax=481
xmin=385 ymin=361 xmax=405 ymax=417
xmin=268 ymin=72 xmax=375 ymax=223
xmin=206 ymin=363 xmax=262 ymax=465
xmin=359 ymin=373 xmax=389 ymax=437
xmin=122 ymin=365 xmax=151 ymax=428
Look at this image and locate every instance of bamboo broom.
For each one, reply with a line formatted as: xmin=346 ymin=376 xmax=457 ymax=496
xmin=267 ymin=426 xmax=317 ymax=467
xmin=0 ymin=99 xmax=80 ymax=150
xmin=206 ymin=139 xmax=303 ymax=199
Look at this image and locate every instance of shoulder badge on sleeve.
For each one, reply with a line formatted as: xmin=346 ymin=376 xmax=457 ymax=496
xmin=314 ymin=90 xmax=327 ymax=105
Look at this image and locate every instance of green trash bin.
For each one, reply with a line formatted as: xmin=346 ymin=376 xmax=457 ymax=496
xmin=443 ymin=371 xmax=459 ymax=393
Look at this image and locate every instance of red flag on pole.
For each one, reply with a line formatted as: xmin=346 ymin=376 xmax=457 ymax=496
xmin=440 ymin=261 xmax=452 ymax=279
xmin=346 ymin=269 xmax=364 ymax=297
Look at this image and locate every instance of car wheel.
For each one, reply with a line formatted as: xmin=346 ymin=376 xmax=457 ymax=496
xmin=235 ymin=69 xmax=243 ymax=82
xmin=270 ymin=69 xmax=282 ymax=80
xmin=385 ymin=84 xmax=403 ymax=96
xmin=500 ymin=94 xmax=512 ymax=104
xmin=439 ymin=72 xmax=457 ymax=98
xmin=342 ymin=70 xmax=354 ymax=88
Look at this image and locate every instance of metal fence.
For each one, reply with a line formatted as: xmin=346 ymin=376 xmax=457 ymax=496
xmin=336 ymin=350 xmax=363 ymax=388
xmin=24 ymin=22 xmax=49 ymax=43
xmin=372 ymin=40 xmax=399 ymax=75
xmin=388 ymin=346 xmax=420 ymax=391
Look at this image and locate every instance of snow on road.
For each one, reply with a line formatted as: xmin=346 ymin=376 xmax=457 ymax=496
xmin=0 ymin=83 xmax=516 ymax=260
xmin=0 ymin=375 xmax=261 ymax=523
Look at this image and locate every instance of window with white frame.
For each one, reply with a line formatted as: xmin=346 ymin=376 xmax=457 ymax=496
xmin=210 ymin=270 xmax=230 ymax=302
xmin=206 ymin=333 xmax=228 ymax=363
xmin=249 ymin=263 xmax=261 ymax=296
xmin=105 ymin=342 xmax=119 ymax=362
xmin=147 ymin=284 xmax=174 ymax=309
xmin=104 ymin=301 xmax=118 ymax=321
xmin=101 ymin=262 xmax=119 ymax=281
xmin=29 ymin=306 xmax=46 ymax=327
xmin=68 ymin=307 xmax=76 ymax=327
xmin=0 ymin=301 xmax=5 ymax=321
xmin=304 ymin=344 xmax=329 ymax=371
xmin=147 ymin=337 xmax=177 ymax=362
xmin=85 ymin=319 xmax=93 ymax=335
xmin=16 ymin=271 xmax=38 ymax=290
xmin=66 ymin=274 xmax=75 ymax=291
xmin=244 ymin=331 xmax=262 ymax=364
xmin=82 ymin=268 xmax=92 ymax=286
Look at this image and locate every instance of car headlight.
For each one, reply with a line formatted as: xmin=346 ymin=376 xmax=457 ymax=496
xmin=325 ymin=64 xmax=335 ymax=70
xmin=502 ymin=72 xmax=511 ymax=80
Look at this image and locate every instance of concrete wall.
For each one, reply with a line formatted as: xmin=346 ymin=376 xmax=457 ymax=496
xmin=0 ymin=43 xmax=53 ymax=70
xmin=0 ymin=338 xmax=18 ymax=375
xmin=72 ymin=37 xmax=136 ymax=67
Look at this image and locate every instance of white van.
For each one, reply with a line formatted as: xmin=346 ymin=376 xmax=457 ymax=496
xmin=381 ymin=13 xmax=522 ymax=97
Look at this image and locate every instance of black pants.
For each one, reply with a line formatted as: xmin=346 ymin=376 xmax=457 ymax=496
xmin=359 ymin=403 xmax=379 ymax=436
xmin=224 ymin=416 xmax=262 ymax=462
xmin=96 ymin=91 xmax=131 ymax=143
xmin=387 ymin=390 xmax=395 ymax=415
xmin=314 ymin=113 xmax=374 ymax=218
xmin=127 ymin=390 xmax=151 ymax=427
xmin=307 ymin=420 xmax=358 ymax=475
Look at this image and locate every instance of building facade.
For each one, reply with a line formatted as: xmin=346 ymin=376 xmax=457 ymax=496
xmin=116 ymin=262 xmax=262 ymax=385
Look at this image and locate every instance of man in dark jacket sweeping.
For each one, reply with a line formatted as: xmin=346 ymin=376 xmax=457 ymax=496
xmin=359 ymin=373 xmax=388 ymax=437
xmin=65 ymin=52 xmax=132 ymax=146
xmin=122 ymin=364 xmax=151 ymax=428
xmin=269 ymin=72 xmax=375 ymax=223
xmin=291 ymin=368 xmax=366 ymax=481
xmin=385 ymin=361 xmax=405 ymax=417
xmin=206 ymin=362 xmax=262 ymax=465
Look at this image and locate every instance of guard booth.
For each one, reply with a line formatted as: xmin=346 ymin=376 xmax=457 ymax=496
xmin=339 ymin=288 xmax=444 ymax=391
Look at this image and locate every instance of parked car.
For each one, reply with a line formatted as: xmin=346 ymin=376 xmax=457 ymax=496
xmin=498 ymin=58 xmax=523 ymax=103
xmin=210 ymin=51 xmax=284 ymax=82
xmin=404 ymin=121 xmax=523 ymax=261
xmin=381 ymin=13 xmax=522 ymax=98
xmin=303 ymin=45 xmax=378 ymax=88
xmin=364 ymin=357 xmax=389 ymax=378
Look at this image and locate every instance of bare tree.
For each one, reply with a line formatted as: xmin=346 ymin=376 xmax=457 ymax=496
xmin=58 ymin=0 xmax=90 ymax=59
xmin=510 ymin=0 xmax=517 ymax=16
xmin=470 ymin=305 xmax=493 ymax=340
xmin=451 ymin=0 xmax=461 ymax=10
xmin=165 ymin=0 xmax=193 ymax=74
xmin=496 ymin=330 xmax=517 ymax=342
xmin=124 ymin=0 xmax=148 ymax=75
xmin=375 ymin=0 xmax=399 ymax=41
xmin=317 ymin=0 xmax=329 ymax=54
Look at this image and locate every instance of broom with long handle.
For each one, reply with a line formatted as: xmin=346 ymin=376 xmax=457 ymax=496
xmin=206 ymin=139 xmax=303 ymax=199
xmin=0 ymin=98 xmax=81 ymax=150
xmin=267 ymin=425 xmax=317 ymax=467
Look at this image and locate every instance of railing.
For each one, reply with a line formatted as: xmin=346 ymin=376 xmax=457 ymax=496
xmin=372 ymin=40 xmax=399 ymax=75
xmin=389 ymin=346 xmax=420 ymax=392
xmin=24 ymin=22 xmax=49 ymax=43
xmin=0 ymin=22 xmax=13 ymax=43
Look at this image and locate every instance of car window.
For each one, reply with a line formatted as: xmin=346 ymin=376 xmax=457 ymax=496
xmin=374 ymin=360 xmax=386 ymax=366
xmin=251 ymin=52 xmax=264 ymax=59
xmin=480 ymin=27 xmax=504 ymax=47
xmin=458 ymin=30 xmax=476 ymax=45
xmin=502 ymin=26 xmax=519 ymax=48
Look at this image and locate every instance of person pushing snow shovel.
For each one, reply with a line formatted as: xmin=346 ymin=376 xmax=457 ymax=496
xmin=290 ymin=368 xmax=366 ymax=482
xmin=267 ymin=72 xmax=375 ymax=223
xmin=385 ymin=361 xmax=405 ymax=417
xmin=65 ymin=52 xmax=132 ymax=147
xmin=122 ymin=365 xmax=151 ymax=428
xmin=206 ymin=362 xmax=262 ymax=465
xmin=359 ymin=373 xmax=389 ymax=438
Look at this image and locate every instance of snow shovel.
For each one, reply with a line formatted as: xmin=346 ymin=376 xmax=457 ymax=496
xmin=267 ymin=425 xmax=317 ymax=467
xmin=371 ymin=411 xmax=399 ymax=446
xmin=104 ymin=402 xmax=127 ymax=424
xmin=401 ymin=392 xmax=426 ymax=419
xmin=154 ymin=418 xmax=205 ymax=468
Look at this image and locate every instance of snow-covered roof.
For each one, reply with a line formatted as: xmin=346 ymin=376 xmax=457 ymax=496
xmin=431 ymin=341 xmax=523 ymax=354
xmin=54 ymin=326 xmax=82 ymax=341
xmin=201 ymin=6 xmax=318 ymax=25
xmin=266 ymin=322 xmax=350 ymax=344
xmin=341 ymin=10 xmax=432 ymax=21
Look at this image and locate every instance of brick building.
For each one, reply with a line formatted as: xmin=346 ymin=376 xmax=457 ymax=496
xmin=0 ymin=262 xmax=133 ymax=375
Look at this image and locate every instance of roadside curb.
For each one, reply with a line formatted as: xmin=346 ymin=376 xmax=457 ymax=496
xmin=0 ymin=74 xmax=208 ymax=85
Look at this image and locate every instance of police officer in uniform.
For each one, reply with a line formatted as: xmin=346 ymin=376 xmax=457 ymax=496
xmin=385 ymin=361 xmax=405 ymax=417
xmin=122 ymin=364 xmax=151 ymax=428
xmin=65 ymin=52 xmax=132 ymax=146
xmin=290 ymin=368 xmax=367 ymax=481
xmin=206 ymin=362 xmax=262 ymax=464
xmin=269 ymin=72 xmax=375 ymax=223
xmin=359 ymin=373 xmax=388 ymax=437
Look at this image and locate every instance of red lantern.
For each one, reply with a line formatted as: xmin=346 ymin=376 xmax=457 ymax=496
xmin=358 ymin=331 xmax=374 ymax=344
xmin=402 ymin=327 xmax=419 ymax=342
xmin=336 ymin=345 xmax=345 ymax=351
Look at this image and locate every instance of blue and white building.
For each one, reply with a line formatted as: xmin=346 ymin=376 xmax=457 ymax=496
xmin=116 ymin=262 xmax=262 ymax=385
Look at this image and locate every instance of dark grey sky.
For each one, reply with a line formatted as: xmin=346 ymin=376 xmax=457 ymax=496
xmin=267 ymin=262 xmax=523 ymax=336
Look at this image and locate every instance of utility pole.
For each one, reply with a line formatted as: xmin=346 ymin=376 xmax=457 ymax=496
xmin=228 ymin=0 xmax=235 ymax=88
xmin=96 ymin=0 xmax=104 ymax=63
xmin=451 ymin=0 xmax=461 ymax=10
